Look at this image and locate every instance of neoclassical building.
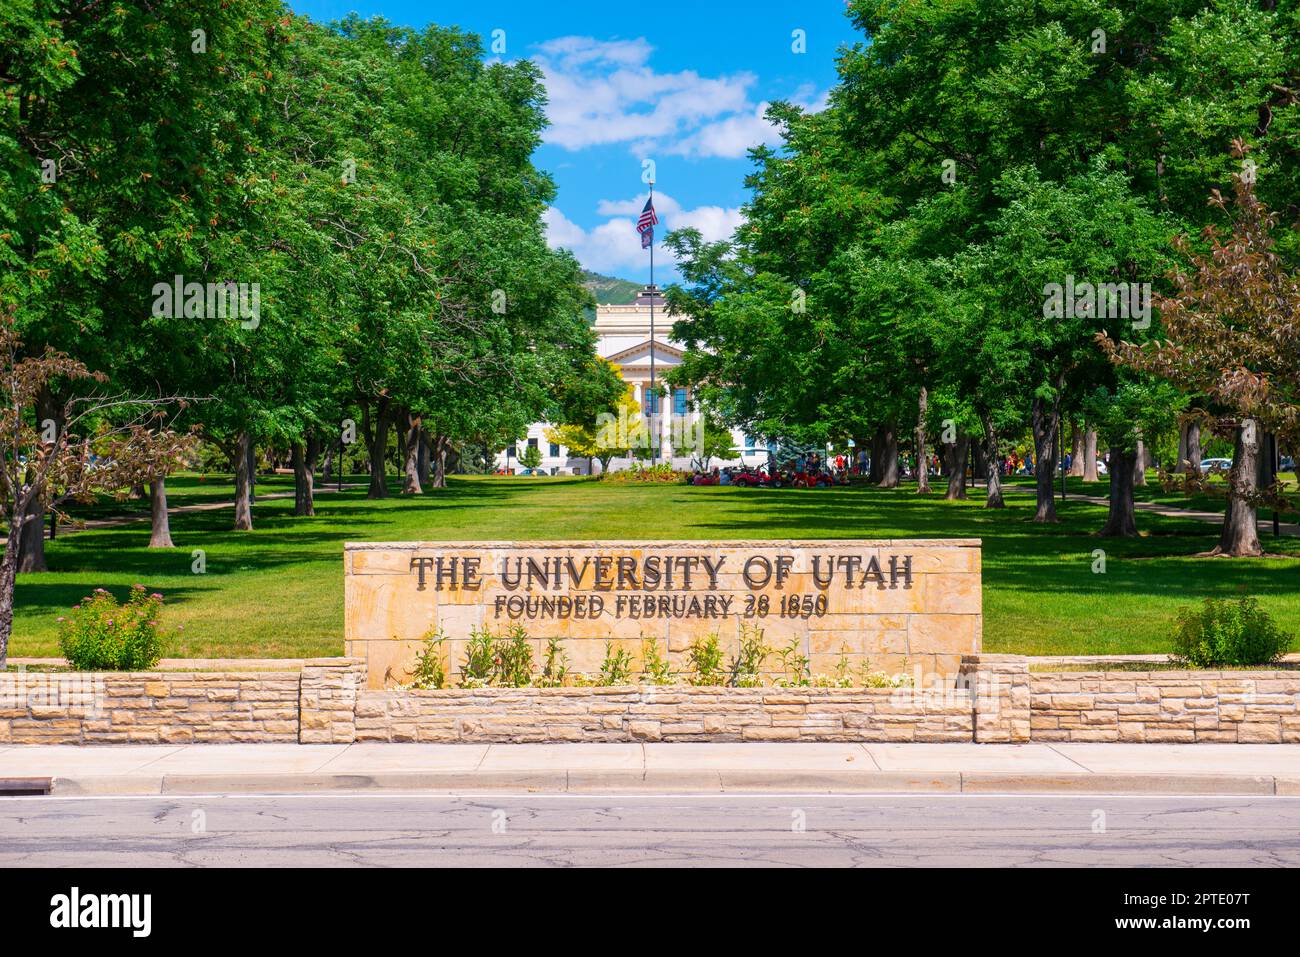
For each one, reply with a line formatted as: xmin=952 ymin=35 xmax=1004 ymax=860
xmin=497 ymin=286 xmax=764 ymax=474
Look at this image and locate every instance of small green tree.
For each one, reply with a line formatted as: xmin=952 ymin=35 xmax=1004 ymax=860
xmin=1083 ymin=377 xmax=1187 ymax=537
xmin=518 ymin=444 xmax=543 ymax=473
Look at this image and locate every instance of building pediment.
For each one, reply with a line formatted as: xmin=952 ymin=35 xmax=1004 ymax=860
xmin=605 ymin=339 xmax=685 ymax=366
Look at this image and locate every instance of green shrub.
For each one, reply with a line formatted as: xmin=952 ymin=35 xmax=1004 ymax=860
xmin=602 ymin=463 xmax=686 ymax=484
xmin=407 ymin=629 xmax=448 ymax=689
xmin=639 ymin=637 xmax=674 ymax=685
xmin=597 ymin=641 xmax=633 ymax=685
xmin=460 ymin=628 xmax=497 ymax=687
xmin=537 ymin=636 xmax=569 ymax=687
xmin=1171 ymin=597 xmax=1292 ymax=667
xmin=776 ymin=638 xmax=810 ymax=687
xmin=687 ymin=633 xmax=725 ymax=685
xmin=727 ymin=625 xmax=770 ymax=687
xmin=459 ymin=625 xmax=535 ymax=687
xmin=494 ymin=624 xmax=534 ymax=687
xmin=58 ymin=585 xmax=167 ymax=671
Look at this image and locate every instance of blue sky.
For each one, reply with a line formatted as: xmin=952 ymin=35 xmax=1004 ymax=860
xmin=289 ymin=1 xmax=862 ymax=284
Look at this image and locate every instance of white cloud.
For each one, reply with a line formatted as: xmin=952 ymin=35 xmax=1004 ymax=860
xmin=544 ymin=191 xmax=744 ymax=277
xmin=535 ymin=35 xmax=823 ymax=159
xmin=672 ymin=203 xmax=745 ymax=242
xmin=663 ymin=85 xmax=832 ymax=159
xmin=662 ymin=104 xmax=781 ymax=159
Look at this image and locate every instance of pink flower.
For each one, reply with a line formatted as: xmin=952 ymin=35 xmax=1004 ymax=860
xmin=150 ymin=593 xmax=163 ymax=600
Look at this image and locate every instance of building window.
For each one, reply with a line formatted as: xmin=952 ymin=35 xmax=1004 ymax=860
xmin=644 ymin=388 xmax=661 ymax=415
xmin=673 ymin=387 xmax=688 ymax=415
xmin=549 ymin=443 xmax=560 ymax=458
xmin=528 ymin=437 xmax=538 ymax=450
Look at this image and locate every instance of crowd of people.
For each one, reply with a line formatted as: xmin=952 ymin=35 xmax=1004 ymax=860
xmin=684 ymin=444 xmax=1110 ymax=487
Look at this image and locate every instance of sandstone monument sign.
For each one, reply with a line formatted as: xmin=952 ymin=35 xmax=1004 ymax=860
xmin=344 ymin=539 xmax=981 ymax=688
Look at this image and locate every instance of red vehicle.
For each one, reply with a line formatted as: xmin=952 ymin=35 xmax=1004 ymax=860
xmin=730 ymin=465 xmax=782 ymax=488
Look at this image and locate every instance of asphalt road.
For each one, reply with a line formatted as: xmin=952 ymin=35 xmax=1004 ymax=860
xmin=3 ymin=792 xmax=1300 ymax=867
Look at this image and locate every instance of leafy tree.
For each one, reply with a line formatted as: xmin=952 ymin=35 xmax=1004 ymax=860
xmin=1100 ymin=151 xmax=1299 ymax=555
xmin=544 ymin=358 xmax=629 ymax=475
xmin=1083 ymin=377 xmax=1187 ymax=536
xmin=1 ymin=0 xmax=289 ymax=548
xmin=518 ymin=444 xmax=542 ymax=473
xmin=0 ymin=311 xmax=191 ymax=666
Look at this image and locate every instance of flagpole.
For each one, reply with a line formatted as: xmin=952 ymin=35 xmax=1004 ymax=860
xmin=648 ymin=179 xmax=656 ymax=464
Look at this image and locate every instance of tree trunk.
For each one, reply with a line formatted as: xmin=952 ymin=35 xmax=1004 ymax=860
xmin=1174 ymin=422 xmax=1188 ymax=474
xmin=417 ymin=428 xmax=431 ymax=486
xmin=17 ymin=386 xmax=62 ymax=573
xmin=402 ymin=413 xmax=423 ymax=494
xmin=877 ymin=424 xmax=899 ymax=489
xmin=148 ymin=477 xmax=174 ymax=548
xmin=1134 ymin=437 xmax=1147 ymax=487
xmin=366 ymin=400 xmax=392 ymax=499
xmin=1212 ymin=418 xmax=1263 ymax=557
xmin=982 ymin=415 xmax=1004 ymax=508
xmin=15 ymin=482 xmax=46 ymax=573
xmin=431 ymin=434 xmax=449 ymax=489
xmin=0 ymin=522 xmax=22 ymax=668
xmin=869 ymin=427 xmax=884 ymax=484
xmin=944 ymin=433 xmax=969 ymax=500
xmin=246 ymin=438 xmax=257 ymax=502
xmin=1185 ymin=422 xmax=1202 ymax=479
xmin=1031 ymin=396 xmax=1059 ymax=522
xmin=321 ymin=446 xmax=333 ymax=480
xmin=234 ymin=430 xmax=254 ymax=531
xmin=1098 ymin=447 xmax=1138 ymax=537
xmin=292 ymin=438 xmax=317 ymax=517
xmin=128 ymin=483 xmax=145 ymax=500
xmin=1068 ymin=421 xmax=1084 ymax=476
xmin=1083 ymin=428 xmax=1099 ymax=483
xmin=915 ymin=387 xmax=930 ymax=494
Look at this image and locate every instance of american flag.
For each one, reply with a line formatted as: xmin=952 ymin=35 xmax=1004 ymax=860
xmin=637 ymin=196 xmax=657 ymax=248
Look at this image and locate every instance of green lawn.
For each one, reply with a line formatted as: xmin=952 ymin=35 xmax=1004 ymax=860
xmin=56 ymin=473 xmax=333 ymax=522
xmin=12 ymin=474 xmax=1300 ymax=659
xmin=1000 ymin=473 xmax=1300 ymax=519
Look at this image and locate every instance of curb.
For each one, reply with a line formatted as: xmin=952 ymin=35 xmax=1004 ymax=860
xmin=44 ymin=770 xmax=1300 ymax=796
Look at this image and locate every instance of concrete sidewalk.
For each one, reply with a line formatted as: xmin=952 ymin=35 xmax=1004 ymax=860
xmin=4 ymin=742 xmax=1300 ymax=796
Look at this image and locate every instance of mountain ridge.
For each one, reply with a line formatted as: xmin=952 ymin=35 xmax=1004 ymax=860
xmin=581 ymin=270 xmax=642 ymax=305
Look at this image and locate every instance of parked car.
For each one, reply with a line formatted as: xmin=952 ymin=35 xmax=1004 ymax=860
xmin=1200 ymin=457 xmax=1233 ymax=471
